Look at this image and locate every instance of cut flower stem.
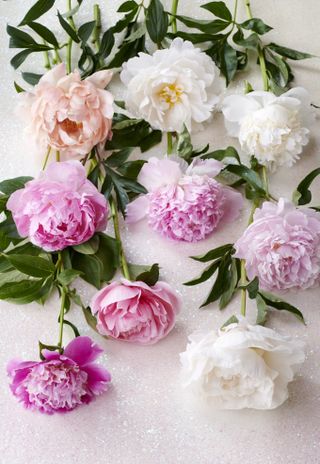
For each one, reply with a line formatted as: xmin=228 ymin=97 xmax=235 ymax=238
xmin=110 ymin=196 xmax=131 ymax=281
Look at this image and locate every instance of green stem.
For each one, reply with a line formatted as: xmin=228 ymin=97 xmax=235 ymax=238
xmin=261 ymin=165 xmax=269 ymax=198
xmin=110 ymin=197 xmax=131 ymax=280
xmin=56 ymin=150 xmax=61 ymax=162
xmin=57 ymin=287 xmax=67 ymax=353
xmin=54 ymin=49 xmax=62 ymax=64
xmin=66 ymin=0 xmax=76 ymax=74
xmin=244 ymin=0 xmax=269 ymax=91
xmin=43 ymin=44 xmax=51 ymax=70
xmin=171 ymin=0 xmax=179 ymax=33
xmin=167 ymin=132 xmax=173 ymax=155
xmin=42 ymin=146 xmax=51 ymax=170
xmin=93 ymin=4 xmax=101 ymax=51
xmin=230 ymin=0 xmax=239 ymax=33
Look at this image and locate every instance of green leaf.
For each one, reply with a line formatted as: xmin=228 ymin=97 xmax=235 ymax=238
xmin=107 ymin=34 xmax=146 ymax=68
xmin=202 ymin=146 xmax=240 ymax=164
xmin=219 ymin=258 xmax=239 ymax=309
xmin=78 ymin=20 xmax=96 ymax=43
xmin=11 ymin=49 xmax=33 ymax=69
xmin=57 ymin=269 xmax=82 ymax=286
xmin=7 ymin=25 xmax=37 ymax=48
xmin=225 ymin=164 xmax=266 ymax=196
xmin=22 ymin=72 xmax=42 ymax=85
xmin=191 ymin=244 xmax=233 ymax=262
xmin=293 ymin=167 xmax=320 ymax=205
xmin=176 ymin=125 xmax=193 ymax=161
xmin=140 ymin=130 xmax=162 ymax=152
xmin=72 ymin=235 xmax=100 ymax=254
xmin=256 ymin=293 xmax=268 ymax=325
xmin=72 ymin=253 xmax=102 ymax=289
xmin=200 ymin=254 xmax=232 ymax=307
xmin=267 ymin=43 xmax=313 ymax=60
xmin=259 ymin=291 xmax=305 ymax=324
xmin=117 ymin=160 xmax=146 ymax=179
xmin=28 ymin=21 xmax=59 ymax=47
xmin=0 ymin=278 xmax=45 ymax=304
xmin=99 ymin=29 xmax=115 ymax=58
xmin=57 ymin=11 xmax=80 ymax=43
xmin=134 ymin=263 xmax=160 ymax=286
xmin=106 ymin=148 xmax=133 ymax=168
xmin=117 ymin=1 xmax=138 ymax=12
xmin=6 ymin=254 xmax=54 ymax=278
xmin=175 ymin=15 xmax=229 ymax=34
xmin=233 ymin=29 xmax=259 ymax=51
xmin=221 ymin=314 xmax=239 ymax=330
xmin=221 ymin=41 xmax=238 ymax=85
xmin=0 ymin=176 xmax=32 ymax=195
xmin=241 ymin=276 xmax=259 ymax=299
xmin=61 ymin=319 xmax=80 ymax=337
xmin=167 ymin=31 xmax=215 ymax=44
xmin=184 ymin=260 xmax=220 ymax=286
xmin=19 ymin=0 xmax=55 ymax=26
xmin=240 ymin=18 xmax=272 ymax=34
xmin=39 ymin=341 xmax=59 ymax=360
xmin=95 ymin=233 xmax=119 ymax=282
xmin=146 ymin=0 xmax=168 ymax=44
xmin=111 ymin=9 xmax=137 ymax=33
xmin=201 ymin=2 xmax=232 ymax=21
xmin=82 ymin=306 xmax=100 ymax=333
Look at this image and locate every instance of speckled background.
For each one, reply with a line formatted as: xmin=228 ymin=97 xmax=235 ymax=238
xmin=0 ymin=1 xmax=320 ymax=463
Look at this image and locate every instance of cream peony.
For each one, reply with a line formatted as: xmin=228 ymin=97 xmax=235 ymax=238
xmin=180 ymin=319 xmax=305 ymax=410
xmin=222 ymin=87 xmax=313 ymax=169
xmin=120 ymin=38 xmax=222 ymax=133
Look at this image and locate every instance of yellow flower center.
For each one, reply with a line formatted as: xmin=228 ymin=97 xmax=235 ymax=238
xmin=159 ymin=83 xmax=183 ymax=107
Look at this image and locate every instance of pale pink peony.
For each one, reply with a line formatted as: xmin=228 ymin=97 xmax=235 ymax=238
xmin=18 ymin=64 xmax=114 ymax=158
xmin=90 ymin=279 xmax=181 ymax=345
xmin=7 ymin=336 xmax=111 ymax=414
xmin=7 ymin=160 xmax=108 ymax=251
xmin=234 ymin=198 xmax=320 ymax=291
xmin=126 ymin=157 xmax=243 ymax=242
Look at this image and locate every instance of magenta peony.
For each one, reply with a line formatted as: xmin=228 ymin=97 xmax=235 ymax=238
xmin=17 ymin=64 xmax=114 ymax=158
xmin=90 ymin=279 xmax=181 ymax=345
xmin=126 ymin=157 xmax=243 ymax=242
xmin=234 ymin=198 xmax=320 ymax=291
xmin=7 ymin=336 xmax=111 ymax=414
xmin=7 ymin=160 xmax=108 ymax=251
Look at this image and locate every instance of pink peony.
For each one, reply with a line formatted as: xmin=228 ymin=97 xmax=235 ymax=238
xmin=18 ymin=64 xmax=114 ymax=158
xmin=90 ymin=279 xmax=181 ymax=345
xmin=234 ymin=198 xmax=320 ymax=291
xmin=7 ymin=336 xmax=111 ymax=414
xmin=126 ymin=157 xmax=243 ymax=242
xmin=7 ymin=160 xmax=108 ymax=251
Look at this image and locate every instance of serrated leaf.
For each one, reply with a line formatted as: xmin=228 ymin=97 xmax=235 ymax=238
xmin=19 ymin=0 xmax=55 ymax=26
xmin=191 ymin=244 xmax=233 ymax=263
xmin=240 ymin=18 xmax=272 ymax=34
xmin=146 ymin=0 xmax=168 ymax=44
xmin=6 ymin=254 xmax=54 ymax=278
xmin=201 ymin=2 xmax=232 ymax=21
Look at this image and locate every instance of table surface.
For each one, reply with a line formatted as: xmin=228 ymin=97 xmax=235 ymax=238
xmin=1 ymin=1 xmax=320 ymax=463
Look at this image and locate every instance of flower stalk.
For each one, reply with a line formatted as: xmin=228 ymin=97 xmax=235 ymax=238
xmin=93 ymin=4 xmax=101 ymax=51
xmin=42 ymin=146 xmax=51 ymax=170
xmin=171 ymin=0 xmax=179 ymax=34
xmin=110 ymin=196 xmax=131 ymax=280
xmin=167 ymin=132 xmax=173 ymax=155
xmin=66 ymin=0 xmax=76 ymax=74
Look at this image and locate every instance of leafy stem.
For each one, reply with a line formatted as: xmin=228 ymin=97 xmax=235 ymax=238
xmin=244 ymin=0 xmax=269 ymax=90
xmin=109 ymin=196 xmax=131 ymax=280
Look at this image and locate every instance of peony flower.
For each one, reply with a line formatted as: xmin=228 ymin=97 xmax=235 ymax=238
xmin=222 ymin=87 xmax=313 ymax=169
xmin=17 ymin=63 xmax=114 ymax=158
xmin=234 ymin=198 xmax=320 ymax=291
xmin=120 ymin=38 xmax=222 ymax=133
xmin=180 ymin=318 xmax=305 ymax=410
xmin=7 ymin=336 xmax=111 ymax=414
xmin=90 ymin=279 xmax=181 ymax=345
xmin=126 ymin=156 xmax=243 ymax=242
xmin=7 ymin=160 xmax=108 ymax=251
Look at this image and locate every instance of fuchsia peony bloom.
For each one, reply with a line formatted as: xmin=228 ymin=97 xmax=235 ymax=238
xmin=91 ymin=279 xmax=181 ymax=345
xmin=234 ymin=198 xmax=320 ymax=291
xmin=126 ymin=157 xmax=243 ymax=242
xmin=7 ymin=336 xmax=111 ymax=414
xmin=7 ymin=160 xmax=108 ymax=251
xmin=17 ymin=64 xmax=114 ymax=158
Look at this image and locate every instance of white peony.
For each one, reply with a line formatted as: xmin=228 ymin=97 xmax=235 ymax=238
xmin=120 ymin=38 xmax=222 ymax=133
xmin=222 ymin=87 xmax=313 ymax=169
xmin=180 ymin=319 xmax=305 ymax=410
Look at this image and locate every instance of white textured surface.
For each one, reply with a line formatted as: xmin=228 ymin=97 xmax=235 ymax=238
xmin=1 ymin=1 xmax=320 ymax=463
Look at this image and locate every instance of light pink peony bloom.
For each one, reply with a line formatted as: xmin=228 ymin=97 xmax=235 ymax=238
xmin=91 ymin=279 xmax=181 ymax=345
xmin=7 ymin=336 xmax=111 ymax=414
xmin=234 ymin=198 xmax=320 ymax=291
xmin=18 ymin=64 xmax=114 ymax=158
xmin=7 ymin=160 xmax=108 ymax=251
xmin=126 ymin=157 xmax=243 ymax=242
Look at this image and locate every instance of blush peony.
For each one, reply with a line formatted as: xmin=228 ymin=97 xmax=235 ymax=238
xmin=7 ymin=336 xmax=111 ymax=414
xmin=126 ymin=156 xmax=243 ymax=242
xmin=120 ymin=38 xmax=222 ymax=133
xmin=180 ymin=319 xmax=305 ymax=410
xmin=90 ymin=279 xmax=181 ymax=345
xmin=18 ymin=64 xmax=114 ymax=158
xmin=234 ymin=198 xmax=320 ymax=291
xmin=222 ymin=87 xmax=313 ymax=169
xmin=7 ymin=160 xmax=108 ymax=251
